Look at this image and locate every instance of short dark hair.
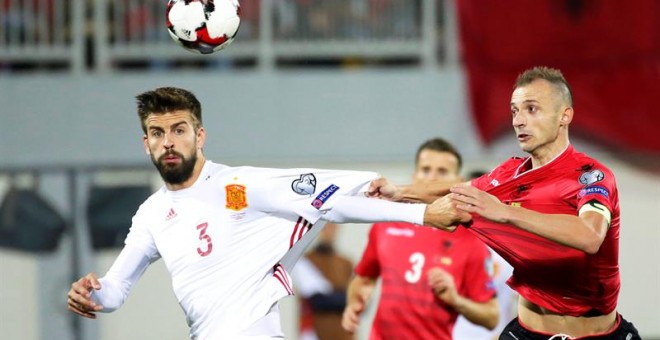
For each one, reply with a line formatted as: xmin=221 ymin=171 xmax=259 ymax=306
xmin=415 ymin=138 xmax=462 ymax=171
xmin=136 ymin=87 xmax=203 ymax=133
xmin=515 ymin=66 xmax=573 ymax=107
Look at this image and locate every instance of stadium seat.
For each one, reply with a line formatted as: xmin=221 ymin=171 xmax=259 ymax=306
xmin=0 ymin=189 xmax=66 ymax=252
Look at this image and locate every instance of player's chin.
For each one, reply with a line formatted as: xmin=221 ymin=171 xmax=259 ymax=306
xmin=520 ymin=143 xmax=535 ymax=153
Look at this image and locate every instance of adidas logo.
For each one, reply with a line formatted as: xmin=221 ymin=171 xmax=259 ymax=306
xmin=165 ymin=208 xmax=177 ymax=221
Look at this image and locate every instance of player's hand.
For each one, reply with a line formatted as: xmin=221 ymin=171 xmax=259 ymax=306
xmin=341 ymin=300 xmax=364 ymax=333
xmin=427 ymin=267 xmax=459 ymax=307
xmin=367 ymin=177 xmax=402 ymax=201
xmin=342 ymin=283 xmax=371 ymax=333
xmin=450 ymin=184 xmax=509 ymax=223
xmin=423 ymin=195 xmax=472 ymax=231
xmin=67 ymin=273 xmax=103 ymax=319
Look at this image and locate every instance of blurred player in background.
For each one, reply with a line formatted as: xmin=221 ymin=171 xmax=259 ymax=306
xmin=342 ymin=138 xmax=499 ymax=340
xmin=453 ymin=171 xmax=518 ymax=340
xmin=369 ymin=67 xmax=642 ymax=339
xmin=292 ymin=222 xmax=353 ymax=340
xmin=66 ymin=87 xmax=469 ymax=339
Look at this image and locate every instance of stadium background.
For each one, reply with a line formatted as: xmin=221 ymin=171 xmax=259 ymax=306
xmin=1 ymin=0 xmax=658 ymax=339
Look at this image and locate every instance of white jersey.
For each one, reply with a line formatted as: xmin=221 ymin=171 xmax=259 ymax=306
xmin=96 ymin=161 xmax=382 ymax=339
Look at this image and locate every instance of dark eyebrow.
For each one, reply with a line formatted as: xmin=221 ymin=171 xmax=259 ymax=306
xmin=171 ymin=121 xmax=188 ymax=129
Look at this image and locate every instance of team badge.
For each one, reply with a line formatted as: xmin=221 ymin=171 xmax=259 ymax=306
xmin=510 ymin=202 xmax=521 ymax=207
xmin=440 ymin=256 xmax=452 ymax=266
xmin=225 ymin=184 xmax=247 ymax=211
xmin=292 ymin=173 xmax=316 ymax=195
xmin=579 ymin=170 xmax=604 ymax=186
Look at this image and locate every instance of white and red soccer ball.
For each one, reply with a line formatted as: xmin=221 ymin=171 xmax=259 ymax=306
xmin=166 ymin=0 xmax=241 ymax=54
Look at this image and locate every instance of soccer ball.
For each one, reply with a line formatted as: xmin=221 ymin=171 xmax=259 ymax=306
xmin=166 ymin=0 xmax=241 ymax=54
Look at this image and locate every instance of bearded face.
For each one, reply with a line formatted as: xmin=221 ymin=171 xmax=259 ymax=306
xmin=151 ymin=148 xmax=198 ymax=185
xmin=143 ymin=110 xmax=205 ymax=187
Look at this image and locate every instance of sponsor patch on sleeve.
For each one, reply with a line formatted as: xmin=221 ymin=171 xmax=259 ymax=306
xmin=311 ymin=184 xmax=340 ymax=210
xmin=578 ymin=185 xmax=609 ymax=199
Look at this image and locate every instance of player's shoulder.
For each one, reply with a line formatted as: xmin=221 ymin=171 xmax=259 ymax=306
xmin=569 ymin=149 xmax=616 ymax=182
xmin=200 ymin=162 xmax=269 ymax=186
xmin=368 ymin=222 xmax=418 ymax=240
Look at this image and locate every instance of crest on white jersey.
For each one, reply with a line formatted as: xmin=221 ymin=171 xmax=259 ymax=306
xmin=292 ymin=173 xmax=316 ymax=195
xmin=225 ymin=184 xmax=248 ymax=211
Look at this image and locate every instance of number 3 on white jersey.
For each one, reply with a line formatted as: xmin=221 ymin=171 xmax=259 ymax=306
xmin=196 ymin=222 xmax=213 ymax=257
xmin=405 ymin=252 xmax=425 ymax=283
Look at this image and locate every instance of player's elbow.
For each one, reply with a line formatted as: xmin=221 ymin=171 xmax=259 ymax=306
xmin=581 ymin=233 xmax=605 ymax=255
xmin=471 ymin=298 xmax=499 ymax=330
xmin=483 ymin=306 xmax=500 ymax=330
xmin=582 ymin=239 xmax=602 ymax=255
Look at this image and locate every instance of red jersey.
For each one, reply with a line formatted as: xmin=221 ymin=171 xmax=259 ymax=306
xmin=355 ymin=222 xmax=495 ymax=340
xmin=470 ymin=145 xmax=620 ymax=316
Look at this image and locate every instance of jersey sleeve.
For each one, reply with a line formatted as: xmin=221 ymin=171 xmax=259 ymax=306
xmin=354 ymin=224 xmax=381 ymax=278
xmin=248 ymin=167 xmax=379 ymax=224
xmin=123 ymin=205 xmax=160 ymax=261
xmin=461 ymin=241 xmax=496 ymax=303
xmin=576 ymin=166 xmax=617 ymax=213
xmin=93 ymin=244 xmax=153 ymax=312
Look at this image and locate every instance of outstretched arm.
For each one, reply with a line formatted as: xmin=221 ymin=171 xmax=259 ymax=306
xmin=368 ymin=178 xmax=467 ymax=203
xmin=450 ymin=184 xmax=609 ymax=254
xmin=322 ymin=195 xmax=472 ymax=231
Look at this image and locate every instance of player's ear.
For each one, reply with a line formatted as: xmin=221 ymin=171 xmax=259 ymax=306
xmin=560 ymin=107 xmax=573 ymax=126
xmin=196 ymin=127 xmax=206 ymax=150
xmin=143 ymin=135 xmax=151 ymax=155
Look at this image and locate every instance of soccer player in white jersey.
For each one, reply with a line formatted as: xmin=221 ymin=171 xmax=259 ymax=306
xmin=66 ymin=87 xmax=470 ymax=339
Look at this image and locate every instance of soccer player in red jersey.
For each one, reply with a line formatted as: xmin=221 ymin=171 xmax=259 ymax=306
xmin=342 ymin=138 xmax=499 ymax=340
xmin=369 ymin=67 xmax=641 ymax=339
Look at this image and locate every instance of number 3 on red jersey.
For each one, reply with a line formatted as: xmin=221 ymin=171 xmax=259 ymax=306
xmin=405 ymin=252 xmax=425 ymax=283
xmin=196 ymin=222 xmax=213 ymax=257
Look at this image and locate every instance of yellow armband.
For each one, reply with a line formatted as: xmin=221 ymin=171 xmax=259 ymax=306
xmin=578 ymin=201 xmax=611 ymax=225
